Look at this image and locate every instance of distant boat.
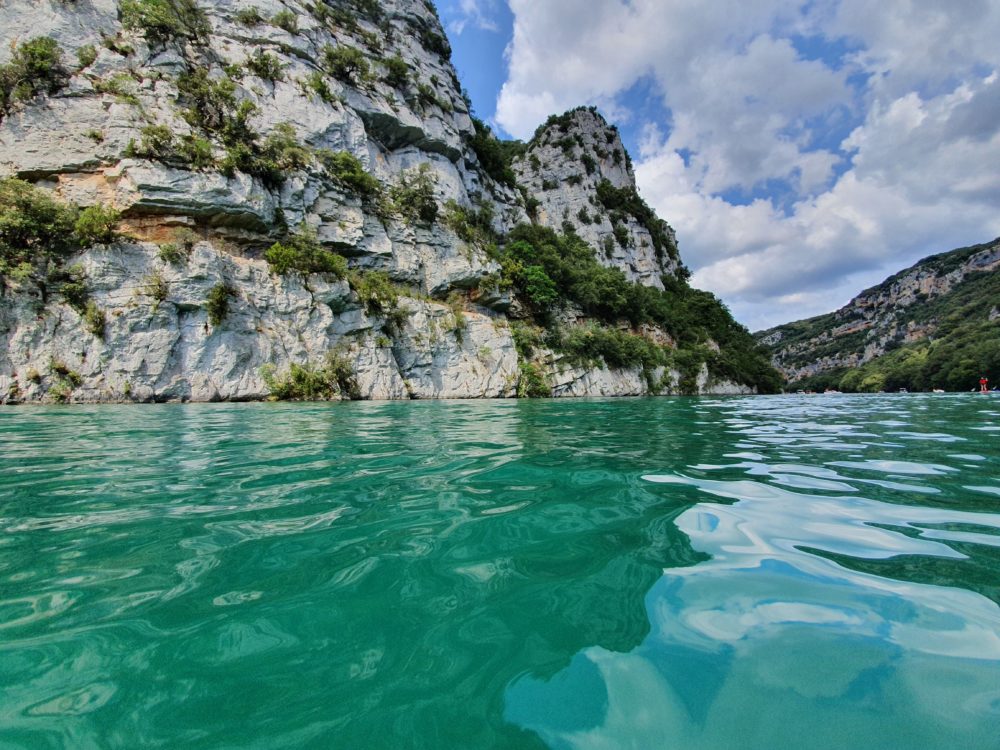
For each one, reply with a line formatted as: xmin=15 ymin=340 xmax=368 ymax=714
xmin=932 ymin=389 xmax=945 ymax=393
xmin=899 ymin=388 xmax=908 ymax=393
xmin=823 ymin=389 xmax=841 ymax=394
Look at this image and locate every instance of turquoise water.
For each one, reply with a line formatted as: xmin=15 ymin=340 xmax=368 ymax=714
xmin=1 ymin=395 xmax=999 ymax=749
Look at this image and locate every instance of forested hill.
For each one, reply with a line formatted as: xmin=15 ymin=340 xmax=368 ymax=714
xmin=756 ymin=238 xmax=1000 ymax=392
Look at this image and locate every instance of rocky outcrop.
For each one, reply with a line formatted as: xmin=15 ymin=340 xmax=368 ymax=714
xmin=759 ymin=238 xmax=1000 ymax=383
xmin=0 ymin=0 xmax=760 ymax=403
xmin=512 ymin=107 xmax=680 ymax=289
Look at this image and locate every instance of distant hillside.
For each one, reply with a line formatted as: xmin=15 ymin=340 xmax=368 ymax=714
xmin=757 ymin=238 xmax=1000 ymax=392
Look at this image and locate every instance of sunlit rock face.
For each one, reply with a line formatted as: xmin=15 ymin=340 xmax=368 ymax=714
xmin=0 ymin=1 xmax=749 ymax=402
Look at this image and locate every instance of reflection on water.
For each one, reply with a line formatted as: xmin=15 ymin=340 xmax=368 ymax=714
xmin=506 ymin=395 xmax=1000 ymax=750
xmin=1 ymin=395 xmax=999 ymax=748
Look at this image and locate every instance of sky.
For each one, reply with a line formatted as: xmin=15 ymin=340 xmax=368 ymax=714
xmin=435 ymin=0 xmax=1000 ymax=332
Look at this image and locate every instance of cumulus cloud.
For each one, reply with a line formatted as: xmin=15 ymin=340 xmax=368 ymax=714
xmin=494 ymin=0 xmax=1000 ymax=330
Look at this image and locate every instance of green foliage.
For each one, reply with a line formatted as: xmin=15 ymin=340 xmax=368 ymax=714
xmin=580 ymin=153 xmax=596 ymax=175
xmin=523 ymin=193 xmax=541 ymax=220
xmin=389 ymin=164 xmax=438 ymax=224
xmin=83 ymin=300 xmax=106 ymax=338
xmin=158 ymin=243 xmax=184 ymax=263
xmin=0 ymin=37 xmax=68 ymax=118
xmin=0 ymin=178 xmax=77 ymax=267
xmin=304 ymin=71 xmax=336 ymax=104
xmin=510 ymin=322 xmax=545 ymax=358
xmin=93 ymin=73 xmax=139 ymax=104
xmin=144 ymin=271 xmax=169 ymax=303
xmin=270 ymin=9 xmax=299 ymax=33
xmin=517 ymin=361 xmax=550 ymax=398
xmin=317 ymin=150 xmax=381 ymax=197
xmin=469 ymin=117 xmax=519 ymax=188
xmin=176 ymin=135 xmax=215 ymax=168
xmin=58 ymin=265 xmax=90 ymax=312
xmin=557 ymin=324 xmax=665 ymax=371
xmin=76 ymin=44 xmax=98 ymax=69
xmin=415 ymin=82 xmax=451 ymax=113
xmin=245 ymin=49 xmax=285 ymax=82
xmin=119 ymin=0 xmax=211 ymax=44
xmin=442 ymin=199 xmax=496 ymax=250
xmin=595 ymin=179 xmax=675 ymax=260
xmin=262 ymin=351 xmax=360 ymax=400
xmin=494 ymin=224 xmax=780 ymax=392
xmin=158 ymin=227 xmax=197 ymax=264
xmin=612 ymin=222 xmax=629 ymax=248
xmin=234 ymin=6 xmax=263 ymax=25
xmin=221 ymin=121 xmax=309 ymax=186
xmin=673 ymin=347 xmax=706 ymax=395
xmin=74 ymin=205 xmax=121 ymax=245
xmin=100 ymin=35 xmax=135 ymax=56
xmin=125 ymin=123 xmax=175 ymax=160
xmin=264 ymin=226 xmax=347 ymax=277
xmin=520 ymin=265 xmax=558 ymax=307
xmin=419 ymin=27 xmax=451 ymax=60
xmin=177 ymin=68 xmax=237 ymax=132
xmin=323 ymin=45 xmax=369 ymax=83
xmin=348 ymin=270 xmax=403 ymax=324
xmin=382 ymin=55 xmax=410 ymax=89
xmin=205 ymin=283 xmax=233 ymax=326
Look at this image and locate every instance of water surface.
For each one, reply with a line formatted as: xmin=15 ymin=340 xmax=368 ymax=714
xmin=1 ymin=395 xmax=999 ymax=748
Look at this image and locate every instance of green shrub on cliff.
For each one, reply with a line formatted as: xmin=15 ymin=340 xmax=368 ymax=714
xmin=120 ymin=0 xmax=211 ymax=44
xmin=245 ymin=50 xmax=285 ymax=82
xmin=205 ymin=283 xmax=233 ymax=326
xmin=323 ymin=45 xmax=370 ymax=84
xmin=74 ymin=205 xmax=121 ymax=245
xmin=261 ymin=351 xmax=360 ymax=400
xmin=0 ymin=179 xmax=77 ymax=270
xmin=469 ymin=117 xmax=517 ymax=188
xmin=270 ymin=9 xmax=299 ymax=34
xmin=0 ymin=37 xmax=68 ymax=118
xmin=389 ymin=164 xmax=438 ymax=224
xmin=264 ymin=226 xmax=348 ymax=277
xmin=318 ymin=150 xmax=382 ymax=197
xmin=382 ymin=55 xmax=410 ymax=89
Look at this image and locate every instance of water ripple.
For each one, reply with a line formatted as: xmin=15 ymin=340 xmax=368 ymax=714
xmin=2 ymin=396 xmax=999 ymax=749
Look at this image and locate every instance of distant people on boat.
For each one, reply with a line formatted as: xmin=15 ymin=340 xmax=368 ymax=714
xmin=980 ymin=376 xmax=989 ymax=393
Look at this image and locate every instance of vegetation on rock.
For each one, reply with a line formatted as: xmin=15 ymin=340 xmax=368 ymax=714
xmin=264 ymin=226 xmax=348 ymax=277
xmin=493 ymin=224 xmax=780 ymax=393
xmin=205 ymin=283 xmax=233 ymax=326
xmin=0 ymin=37 xmax=67 ymax=119
xmin=764 ymin=239 xmax=1000 ymax=392
xmin=261 ymin=352 xmax=360 ymax=400
xmin=120 ymin=0 xmax=211 ymax=45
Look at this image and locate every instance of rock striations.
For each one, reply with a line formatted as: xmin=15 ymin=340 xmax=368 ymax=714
xmin=0 ymin=0 xmax=777 ymax=403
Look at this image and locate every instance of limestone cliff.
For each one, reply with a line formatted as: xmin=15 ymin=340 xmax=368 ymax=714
xmin=0 ymin=0 xmax=773 ymax=403
xmin=758 ymin=238 xmax=1000 ymax=388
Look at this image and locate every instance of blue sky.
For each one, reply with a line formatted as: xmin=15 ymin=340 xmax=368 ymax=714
xmin=437 ymin=0 xmax=1000 ymax=331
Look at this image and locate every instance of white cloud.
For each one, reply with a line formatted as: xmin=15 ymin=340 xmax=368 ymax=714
xmin=447 ymin=0 xmax=500 ymax=35
xmin=495 ymin=0 xmax=1000 ymax=330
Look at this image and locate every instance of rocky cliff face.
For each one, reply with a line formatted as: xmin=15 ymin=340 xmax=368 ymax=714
xmin=0 ymin=0 xmax=763 ymax=403
xmin=758 ymin=238 xmax=1000 ymax=384
xmin=512 ymin=107 xmax=680 ymax=289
